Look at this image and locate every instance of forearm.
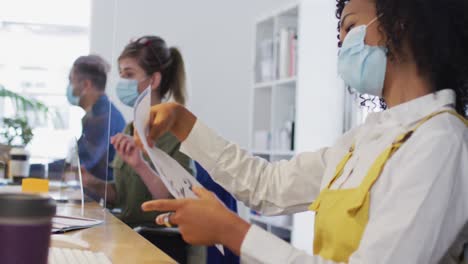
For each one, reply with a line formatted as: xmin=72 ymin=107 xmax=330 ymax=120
xmin=181 ymin=121 xmax=328 ymax=215
xmin=133 ymin=160 xmax=171 ymax=199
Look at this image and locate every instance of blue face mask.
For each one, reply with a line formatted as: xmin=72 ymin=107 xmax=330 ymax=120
xmin=66 ymin=84 xmax=79 ymax=106
xmin=116 ymin=78 xmax=139 ymax=107
xmin=338 ymin=17 xmax=387 ymax=97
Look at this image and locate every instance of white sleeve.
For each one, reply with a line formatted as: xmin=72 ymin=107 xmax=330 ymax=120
xmin=348 ymin=129 xmax=468 ymax=263
xmin=180 ymin=120 xmax=347 ymax=215
xmin=241 ymin=225 xmax=342 ymax=264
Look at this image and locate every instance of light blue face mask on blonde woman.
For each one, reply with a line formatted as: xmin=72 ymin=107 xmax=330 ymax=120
xmin=338 ymin=17 xmax=387 ymax=97
xmin=116 ymin=78 xmax=141 ymax=107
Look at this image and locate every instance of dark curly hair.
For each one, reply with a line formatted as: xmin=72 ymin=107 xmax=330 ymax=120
xmin=336 ymin=0 xmax=468 ymax=118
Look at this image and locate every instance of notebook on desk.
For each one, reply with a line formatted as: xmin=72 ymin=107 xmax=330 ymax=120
xmin=52 ymin=215 xmax=103 ymax=234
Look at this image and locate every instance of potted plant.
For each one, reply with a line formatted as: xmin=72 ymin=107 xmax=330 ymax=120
xmin=0 ymin=118 xmax=34 ymax=146
xmin=0 ymin=118 xmax=34 ymax=180
xmin=0 ymin=84 xmax=49 ymax=180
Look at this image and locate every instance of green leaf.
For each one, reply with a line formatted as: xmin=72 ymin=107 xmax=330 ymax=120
xmin=0 ymin=84 xmax=50 ymax=120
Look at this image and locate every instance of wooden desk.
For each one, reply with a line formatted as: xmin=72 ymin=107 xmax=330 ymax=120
xmin=52 ymin=202 xmax=176 ymax=264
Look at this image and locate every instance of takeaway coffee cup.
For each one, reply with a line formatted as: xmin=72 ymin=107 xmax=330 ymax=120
xmin=8 ymin=147 xmax=31 ymax=182
xmin=0 ymin=193 xmax=56 ymax=264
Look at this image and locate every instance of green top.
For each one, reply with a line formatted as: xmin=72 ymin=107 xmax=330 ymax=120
xmin=112 ymin=122 xmax=194 ymax=226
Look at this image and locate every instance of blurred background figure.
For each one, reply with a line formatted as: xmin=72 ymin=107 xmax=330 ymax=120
xmin=66 ymin=55 xmax=125 ymax=182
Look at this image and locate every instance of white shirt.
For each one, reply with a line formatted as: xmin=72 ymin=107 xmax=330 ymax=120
xmin=180 ymin=89 xmax=468 ymax=264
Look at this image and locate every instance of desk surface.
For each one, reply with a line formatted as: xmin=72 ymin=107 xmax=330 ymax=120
xmin=52 ymin=202 xmax=176 ymax=264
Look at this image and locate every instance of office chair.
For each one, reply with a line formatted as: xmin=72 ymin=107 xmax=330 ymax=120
xmin=133 ymin=224 xmax=189 ymax=264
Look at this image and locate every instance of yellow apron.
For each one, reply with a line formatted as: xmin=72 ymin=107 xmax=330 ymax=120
xmin=309 ymin=110 xmax=468 ymax=263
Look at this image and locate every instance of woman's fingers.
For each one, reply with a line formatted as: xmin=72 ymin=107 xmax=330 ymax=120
xmin=147 ymin=195 xmax=242 ymax=247
xmin=111 ymin=134 xmax=119 ymax=148
xmin=126 ymin=143 xmax=135 ymax=155
xmin=119 ymin=139 xmax=131 ymax=156
xmin=111 ymin=133 xmax=124 ymax=145
xmin=142 ymin=199 xmax=186 ymax=212
xmin=123 ymin=138 xmax=135 ymax=154
xmin=119 ymin=139 xmax=129 ymax=153
xmin=112 ymin=134 xmax=125 ymax=151
xmin=124 ymin=141 xmax=135 ymax=156
xmin=113 ymin=134 xmax=137 ymax=157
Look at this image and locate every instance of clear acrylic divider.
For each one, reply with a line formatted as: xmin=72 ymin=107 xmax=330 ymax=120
xmin=51 ymin=97 xmax=114 ymax=224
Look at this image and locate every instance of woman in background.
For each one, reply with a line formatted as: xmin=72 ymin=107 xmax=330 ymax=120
xmin=83 ymin=35 xmax=239 ymax=264
xmin=81 ymin=36 xmax=193 ymax=225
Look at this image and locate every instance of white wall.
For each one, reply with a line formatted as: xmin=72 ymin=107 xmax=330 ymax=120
xmin=90 ymin=0 xmax=296 ymax=148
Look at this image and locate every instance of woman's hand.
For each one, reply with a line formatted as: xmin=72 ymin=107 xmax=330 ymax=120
xmin=111 ymin=133 xmax=145 ymax=169
xmin=144 ymin=102 xmax=197 ymax=147
xmin=141 ymin=187 xmax=250 ymax=255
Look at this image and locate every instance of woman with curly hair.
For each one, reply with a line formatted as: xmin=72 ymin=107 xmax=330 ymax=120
xmin=139 ymin=0 xmax=468 ymax=263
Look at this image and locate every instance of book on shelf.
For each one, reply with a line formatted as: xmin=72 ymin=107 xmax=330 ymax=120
xmin=278 ymin=28 xmax=298 ymax=79
xmin=289 ymin=30 xmax=297 ymax=77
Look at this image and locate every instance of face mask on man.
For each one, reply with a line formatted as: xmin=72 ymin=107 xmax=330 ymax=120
xmin=338 ymin=16 xmax=387 ymax=97
xmin=66 ymin=83 xmax=79 ymax=106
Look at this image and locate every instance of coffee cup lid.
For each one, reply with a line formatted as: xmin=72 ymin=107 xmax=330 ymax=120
xmin=0 ymin=193 xmax=56 ymax=218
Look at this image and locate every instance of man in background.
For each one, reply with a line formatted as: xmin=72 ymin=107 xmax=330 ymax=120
xmin=66 ymin=55 xmax=126 ymax=182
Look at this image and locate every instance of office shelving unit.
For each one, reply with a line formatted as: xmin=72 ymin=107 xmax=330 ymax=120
xmin=249 ymin=3 xmax=299 ymax=242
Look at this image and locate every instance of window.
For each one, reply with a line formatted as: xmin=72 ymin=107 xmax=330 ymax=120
xmin=0 ymin=0 xmax=91 ymax=161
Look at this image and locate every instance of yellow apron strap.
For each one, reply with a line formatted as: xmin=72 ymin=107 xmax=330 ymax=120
xmin=349 ymin=109 xmax=467 ymax=212
xmin=327 ymin=144 xmax=355 ymax=189
xmin=347 ymin=140 xmax=404 ymax=213
xmin=310 ymin=145 xmax=355 ymax=210
xmin=412 ymin=109 xmax=467 ymax=131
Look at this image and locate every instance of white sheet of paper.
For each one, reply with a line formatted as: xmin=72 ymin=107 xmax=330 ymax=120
xmin=133 ymin=89 xmax=224 ymax=254
xmin=133 ymin=89 xmax=201 ymax=199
